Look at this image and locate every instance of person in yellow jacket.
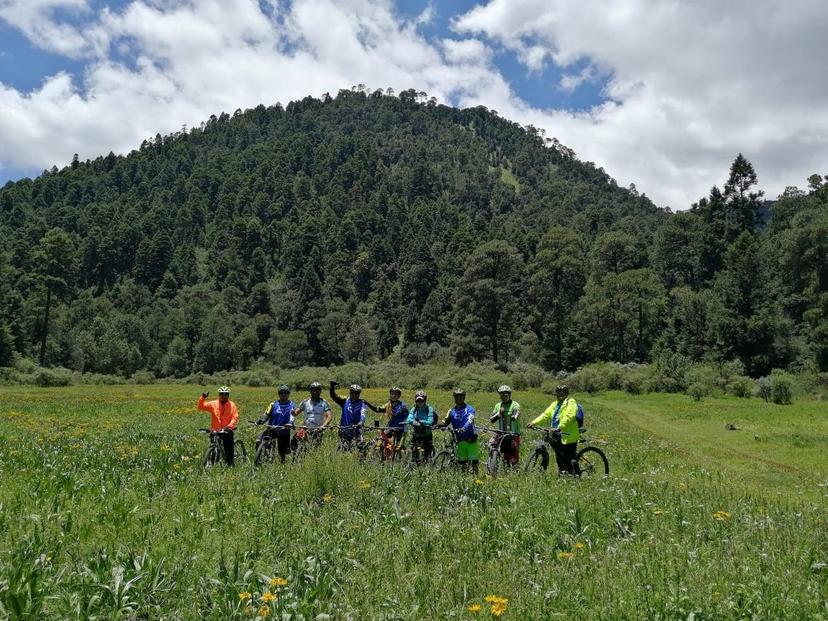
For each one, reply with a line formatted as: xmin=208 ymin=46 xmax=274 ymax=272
xmin=528 ymin=384 xmax=580 ymax=475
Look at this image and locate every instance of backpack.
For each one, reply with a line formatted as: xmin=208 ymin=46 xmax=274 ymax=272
xmin=576 ymin=402 xmax=585 ymax=428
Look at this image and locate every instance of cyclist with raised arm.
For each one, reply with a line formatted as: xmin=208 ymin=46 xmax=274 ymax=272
xmin=329 ymin=381 xmax=383 ymax=449
xmin=406 ymin=390 xmax=436 ymax=463
xmin=197 ymin=386 xmax=239 ymax=466
xmin=255 ymin=384 xmax=296 ymax=464
xmin=378 ymin=386 xmax=409 ymax=456
xmin=528 ymin=384 xmax=580 ymax=475
xmin=295 ymin=382 xmax=332 ymax=448
xmin=489 ymin=384 xmax=521 ymax=467
xmin=439 ymin=388 xmax=479 ymax=474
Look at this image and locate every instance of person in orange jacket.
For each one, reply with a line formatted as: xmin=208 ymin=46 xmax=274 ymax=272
xmin=197 ymin=385 xmax=239 ymax=466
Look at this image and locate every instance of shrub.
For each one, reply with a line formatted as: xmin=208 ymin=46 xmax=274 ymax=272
xmin=726 ymin=375 xmax=754 ymax=398
xmin=31 ymin=367 xmax=72 ymax=387
xmin=687 ymin=382 xmax=709 ymax=401
xmin=683 ymin=365 xmax=720 ymax=396
xmin=131 ymin=370 xmax=156 ymax=385
xmin=770 ymin=369 xmax=795 ymax=405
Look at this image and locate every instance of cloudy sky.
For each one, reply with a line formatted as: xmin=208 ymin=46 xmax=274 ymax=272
xmin=1 ymin=0 xmax=826 ymax=208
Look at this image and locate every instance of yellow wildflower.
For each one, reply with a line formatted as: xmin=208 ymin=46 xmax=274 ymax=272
xmin=653 ymin=509 xmax=664 ymax=515
xmin=484 ymin=595 xmax=508 ymax=605
xmin=491 ymin=601 xmax=508 ymax=617
xmin=238 ymin=591 xmax=252 ymax=601
xmin=258 ymin=605 xmax=271 ymax=617
xmin=713 ymin=510 xmax=731 ymax=521
xmin=557 ymin=551 xmax=575 ymax=560
xmin=261 ymin=591 xmax=277 ymax=603
xmin=574 ymin=542 xmax=585 ymax=550
xmin=474 ymin=479 xmax=484 ymax=486
xmin=269 ymin=577 xmax=288 ymax=587
xmin=467 ymin=603 xmax=481 ymax=613
xmin=322 ymin=493 xmax=333 ymax=503
xmin=359 ymin=482 xmax=371 ymax=490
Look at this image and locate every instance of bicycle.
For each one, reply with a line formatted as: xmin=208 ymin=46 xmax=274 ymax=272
xmin=250 ymin=422 xmax=294 ymax=467
xmin=199 ymin=428 xmax=247 ymax=468
xmin=477 ymin=426 xmax=521 ymax=476
xmin=524 ymin=426 xmax=609 ymax=477
xmin=431 ymin=427 xmax=465 ymax=470
xmin=333 ymin=424 xmax=370 ymax=456
xmin=364 ymin=422 xmax=405 ymax=463
xmin=291 ymin=425 xmax=327 ymax=462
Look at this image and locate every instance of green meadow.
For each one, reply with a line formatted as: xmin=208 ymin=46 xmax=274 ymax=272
xmin=0 ymin=385 xmax=826 ymax=620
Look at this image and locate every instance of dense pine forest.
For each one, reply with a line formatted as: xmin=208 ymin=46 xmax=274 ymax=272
xmin=0 ymin=88 xmax=825 ymax=379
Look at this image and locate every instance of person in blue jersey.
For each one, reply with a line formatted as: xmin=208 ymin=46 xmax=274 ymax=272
xmin=406 ymin=390 xmax=436 ymax=464
xmin=376 ymin=386 xmax=409 ymax=457
xmin=329 ymin=381 xmax=384 ymax=449
xmin=439 ymin=388 xmax=479 ymax=474
xmin=255 ymin=384 xmax=296 ymax=463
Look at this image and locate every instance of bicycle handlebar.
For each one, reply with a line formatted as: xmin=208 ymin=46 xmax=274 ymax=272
xmin=476 ymin=426 xmax=521 ymax=436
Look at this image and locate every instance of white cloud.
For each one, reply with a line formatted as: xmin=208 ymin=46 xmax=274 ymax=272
xmin=1 ymin=0 xmax=827 ymax=208
xmin=453 ymin=0 xmax=828 ymax=207
xmin=0 ymin=0 xmax=91 ymax=57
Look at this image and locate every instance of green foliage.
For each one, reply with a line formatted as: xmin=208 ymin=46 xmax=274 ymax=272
xmin=769 ymin=369 xmax=795 ymax=405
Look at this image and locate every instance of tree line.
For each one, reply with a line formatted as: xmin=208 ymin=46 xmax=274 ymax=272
xmin=0 ymin=88 xmax=825 ymax=378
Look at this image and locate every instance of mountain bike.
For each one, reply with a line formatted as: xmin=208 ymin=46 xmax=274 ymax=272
xmin=477 ymin=427 xmax=521 ymax=476
xmin=431 ymin=427 xmax=459 ymax=470
xmin=524 ymin=427 xmax=609 ymax=477
xmin=250 ymin=422 xmax=294 ymax=467
xmin=333 ymin=424 xmax=370 ymax=456
xmin=199 ymin=428 xmax=247 ymax=468
xmin=365 ymin=421 xmax=405 ymax=463
xmin=290 ymin=425 xmax=318 ymax=463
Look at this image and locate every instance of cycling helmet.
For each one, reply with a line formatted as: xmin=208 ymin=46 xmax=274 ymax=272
xmin=555 ymin=384 xmax=569 ymax=395
xmin=452 ymin=388 xmax=466 ymax=396
xmin=278 ymin=384 xmax=290 ymax=394
xmin=389 ymin=386 xmax=402 ymax=395
xmin=309 ymin=382 xmax=322 ymax=390
xmin=349 ymin=384 xmax=362 ymax=392
xmin=218 ymin=386 xmax=230 ymax=395
xmin=414 ymin=390 xmax=427 ymax=401
xmin=498 ymin=384 xmax=512 ymax=393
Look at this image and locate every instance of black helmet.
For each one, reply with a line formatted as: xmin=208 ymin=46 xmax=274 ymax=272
xmin=452 ymin=388 xmax=466 ymax=396
xmin=389 ymin=386 xmax=402 ymax=395
xmin=555 ymin=384 xmax=569 ymax=395
xmin=278 ymin=384 xmax=290 ymax=394
xmin=309 ymin=382 xmax=322 ymax=390
xmin=349 ymin=384 xmax=362 ymax=393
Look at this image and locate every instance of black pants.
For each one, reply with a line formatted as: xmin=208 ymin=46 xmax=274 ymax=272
xmin=218 ymin=430 xmax=234 ymax=466
xmin=258 ymin=428 xmax=291 ymax=456
xmin=412 ymin=434 xmax=433 ymax=463
xmin=551 ymin=439 xmax=579 ymax=475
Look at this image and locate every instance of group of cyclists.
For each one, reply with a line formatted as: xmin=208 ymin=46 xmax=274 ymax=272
xmin=196 ymin=381 xmax=583 ymax=475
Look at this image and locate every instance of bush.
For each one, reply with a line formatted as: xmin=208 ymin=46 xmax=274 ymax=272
xmin=131 ymin=370 xmax=156 ymax=385
xmin=770 ymin=369 xmax=795 ymax=405
xmin=31 ymin=367 xmax=72 ymax=387
xmin=755 ymin=376 xmax=772 ymax=402
xmin=726 ymin=375 xmax=754 ymax=398
xmin=687 ymin=382 xmax=709 ymax=401
xmin=683 ymin=365 xmax=720 ymax=396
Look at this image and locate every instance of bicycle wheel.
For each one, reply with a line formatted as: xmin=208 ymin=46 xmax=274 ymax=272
xmin=431 ymin=450 xmax=453 ymax=471
xmin=254 ymin=441 xmax=274 ymax=467
xmin=577 ymin=446 xmax=609 ymax=477
xmin=202 ymin=445 xmax=221 ymax=469
xmin=486 ymin=448 xmax=500 ymax=476
xmin=234 ymin=440 xmax=248 ymax=464
xmin=524 ymin=447 xmax=549 ymax=473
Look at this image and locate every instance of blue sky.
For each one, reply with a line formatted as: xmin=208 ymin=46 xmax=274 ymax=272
xmin=0 ymin=0 xmax=825 ymax=208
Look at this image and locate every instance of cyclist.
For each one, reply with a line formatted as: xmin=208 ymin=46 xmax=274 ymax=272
xmin=329 ymin=381 xmax=384 ymax=449
xmin=528 ymin=384 xmax=580 ymax=475
xmin=197 ymin=386 xmax=239 ymax=466
xmin=295 ymin=382 xmax=332 ymax=448
xmin=489 ymin=384 xmax=521 ymax=467
xmin=255 ymin=384 xmax=296 ymax=463
xmin=406 ymin=390 xmax=436 ymax=463
xmin=378 ymin=386 xmax=409 ymax=457
xmin=439 ymin=388 xmax=479 ymax=474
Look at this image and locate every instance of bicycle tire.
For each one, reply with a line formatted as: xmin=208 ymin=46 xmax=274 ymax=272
xmin=254 ymin=441 xmax=274 ymax=467
xmin=202 ymin=445 xmax=220 ymax=469
xmin=524 ymin=447 xmax=549 ymax=473
xmin=577 ymin=446 xmax=609 ymax=477
xmin=234 ymin=440 xmax=248 ymax=463
xmin=431 ymin=450 xmax=453 ymax=471
xmin=486 ymin=447 xmax=499 ymax=476
xmin=291 ymin=441 xmax=307 ymax=464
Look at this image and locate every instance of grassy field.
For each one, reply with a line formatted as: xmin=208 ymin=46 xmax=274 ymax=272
xmin=0 ymin=385 xmax=826 ymax=620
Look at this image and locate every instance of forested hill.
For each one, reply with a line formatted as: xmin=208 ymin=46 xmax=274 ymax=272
xmin=0 ymin=88 xmax=825 ymax=378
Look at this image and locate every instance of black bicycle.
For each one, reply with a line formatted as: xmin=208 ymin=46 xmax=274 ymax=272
xmin=478 ymin=426 xmax=521 ymax=476
xmin=251 ymin=422 xmax=294 ymax=467
xmin=524 ymin=427 xmax=609 ymax=477
xmin=199 ymin=428 xmax=247 ymax=468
